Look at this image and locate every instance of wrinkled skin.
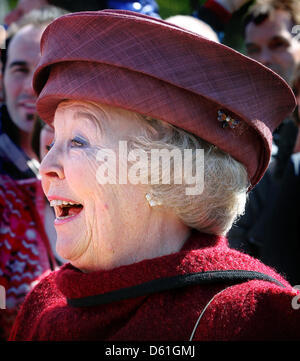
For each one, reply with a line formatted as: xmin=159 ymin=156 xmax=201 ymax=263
xmin=40 ymin=101 xmax=190 ymax=272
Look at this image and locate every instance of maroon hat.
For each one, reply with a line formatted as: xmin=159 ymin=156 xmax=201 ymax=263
xmin=33 ymin=9 xmax=296 ymax=188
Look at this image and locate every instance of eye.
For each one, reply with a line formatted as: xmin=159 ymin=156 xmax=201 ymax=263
xmin=246 ymin=45 xmax=260 ymax=55
xmin=70 ymin=136 xmax=88 ymax=148
xmin=269 ymin=40 xmax=288 ymax=50
xmin=11 ymin=66 xmax=29 ymax=75
xmin=47 ymin=141 xmax=54 ymax=150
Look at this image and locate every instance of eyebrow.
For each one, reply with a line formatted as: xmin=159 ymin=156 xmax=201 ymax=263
xmin=268 ymin=35 xmax=290 ymax=43
xmin=8 ymin=60 xmax=28 ymax=68
xmin=246 ymin=35 xmax=290 ymax=47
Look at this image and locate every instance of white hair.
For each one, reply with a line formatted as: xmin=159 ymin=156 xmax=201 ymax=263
xmin=129 ymin=116 xmax=249 ymax=236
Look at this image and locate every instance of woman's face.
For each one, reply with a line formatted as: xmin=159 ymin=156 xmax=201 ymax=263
xmin=39 ymin=101 xmax=168 ymax=272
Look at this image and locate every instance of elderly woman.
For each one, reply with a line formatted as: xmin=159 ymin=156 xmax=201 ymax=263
xmin=9 ymin=10 xmax=300 ymax=341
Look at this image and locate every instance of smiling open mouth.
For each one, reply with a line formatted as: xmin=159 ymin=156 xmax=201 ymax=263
xmin=50 ymin=200 xmax=83 ymax=220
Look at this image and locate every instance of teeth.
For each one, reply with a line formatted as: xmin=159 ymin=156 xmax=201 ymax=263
xmin=56 ymin=215 xmax=72 ymax=220
xmin=50 ymin=200 xmax=78 ymax=207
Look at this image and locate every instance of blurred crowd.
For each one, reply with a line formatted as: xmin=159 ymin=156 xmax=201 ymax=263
xmin=0 ymin=0 xmax=300 ymax=340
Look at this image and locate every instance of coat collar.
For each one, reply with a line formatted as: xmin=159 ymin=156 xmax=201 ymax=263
xmin=55 ymin=230 xmax=228 ymax=301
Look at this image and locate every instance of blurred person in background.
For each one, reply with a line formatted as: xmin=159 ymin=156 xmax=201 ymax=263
xmin=197 ymin=0 xmax=300 ymax=157
xmin=0 ymin=6 xmax=66 ymax=341
xmin=244 ymin=0 xmax=300 ymax=180
xmin=244 ymin=0 xmax=300 ymax=86
xmin=0 ymin=6 xmax=67 ymax=179
xmin=0 ymin=25 xmax=5 ymax=105
xmin=0 ymin=114 xmax=62 ymax=341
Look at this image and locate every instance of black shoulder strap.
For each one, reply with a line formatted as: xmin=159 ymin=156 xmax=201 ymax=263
xmin=67 ymin=269 xmax=285 ymax=308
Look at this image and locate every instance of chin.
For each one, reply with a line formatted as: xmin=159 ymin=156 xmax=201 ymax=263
xmin=56 ymin=237 xmax=77 ymax=262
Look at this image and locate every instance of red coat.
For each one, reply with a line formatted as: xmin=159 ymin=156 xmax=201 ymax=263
xmin=9 ymin=230 xmax=300 ymax=341
xmin=0 ymin=176 xmax=55 ymax=340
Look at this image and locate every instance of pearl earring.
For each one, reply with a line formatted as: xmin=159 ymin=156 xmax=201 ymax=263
xmin=145 ymin=193 xmax=162 ymax=207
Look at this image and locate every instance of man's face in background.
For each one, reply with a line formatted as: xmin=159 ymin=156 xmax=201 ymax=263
xmin=245 ymin=9 xmax=300 ymax=84
xmin=0 ymin=26 xmax=5 ymax=104
xmin=3 ymin=24 xmax=44 ymax=134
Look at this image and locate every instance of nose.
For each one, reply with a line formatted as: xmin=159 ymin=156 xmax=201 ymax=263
xmin=23 ymin=70 xmax=36 ymax=96
xmin=39 ymin=147 xmax=65 ymax=181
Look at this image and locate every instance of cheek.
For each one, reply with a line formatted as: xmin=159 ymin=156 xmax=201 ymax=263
xmin=4 ymin=75 xmax=20 ymax=100
xmin=274 ymin=50 xmax=295 ymax=67
xmin=65 ymin=149 xmax=100 ymax=197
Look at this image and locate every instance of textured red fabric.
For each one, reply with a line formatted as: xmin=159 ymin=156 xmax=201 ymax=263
xmin=0 ymin=176 xmax=55 ymax=340
xmin=32 ymin=10 xmax=296 ymax=188
xmin=9 ymin=231 xmax=300 ymax=341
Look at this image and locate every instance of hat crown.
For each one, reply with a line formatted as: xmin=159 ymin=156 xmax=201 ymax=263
xmin=33 ymin=10 xmax=296 ymax=187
